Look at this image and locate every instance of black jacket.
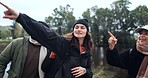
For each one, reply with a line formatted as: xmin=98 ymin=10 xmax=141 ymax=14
xmin=16 ymin=13 xmax=93 ymax=78
xmin=42 ymin=51 xmax=92 ymax=78
xmin=106 ymin=45 xmax=145 ymax=78
xmin=41 ymin=52 xmax=62 ymax=78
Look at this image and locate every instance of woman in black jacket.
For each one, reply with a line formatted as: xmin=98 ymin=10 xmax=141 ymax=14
xmin=0 ymin=2 xmax=94 ymax=78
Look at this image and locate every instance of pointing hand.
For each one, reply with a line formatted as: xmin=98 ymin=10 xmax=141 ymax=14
xmin=108 ymin=31 xmax=117 ymax=50
xmin=0 ymin=2 xmax=19 ymax=20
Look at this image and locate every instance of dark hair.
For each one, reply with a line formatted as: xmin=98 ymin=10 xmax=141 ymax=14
xmin=64 ymin=32 xmax=94 ymax=52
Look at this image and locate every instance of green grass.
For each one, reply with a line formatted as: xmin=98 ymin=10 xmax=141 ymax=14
xmin=0 ymin=39 xmax=12 ymax=43
xmin=92 ymin=65 xmax=128 ymax=78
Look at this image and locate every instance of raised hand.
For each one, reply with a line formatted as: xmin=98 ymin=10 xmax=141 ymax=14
xmin=108 ymin=31 xmax=118 ymax=50
xmin=0 ymin=2 xmax=19 ymax=20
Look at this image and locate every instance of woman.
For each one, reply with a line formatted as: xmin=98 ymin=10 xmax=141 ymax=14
xmin=0 ymin=2 xmax=94 ymax=78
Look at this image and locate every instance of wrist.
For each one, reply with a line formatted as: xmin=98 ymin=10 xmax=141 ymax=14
xmin=109 ymin=46 xmax=114 ymax=50
xmin=83 ymin=68 xmax=86 ymax=74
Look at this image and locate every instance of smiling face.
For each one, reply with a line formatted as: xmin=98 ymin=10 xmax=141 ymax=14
xmin=73 ymin=24 xmax=87 ymax=39
xmin=138 ymin=29 xmax=148 ymax=45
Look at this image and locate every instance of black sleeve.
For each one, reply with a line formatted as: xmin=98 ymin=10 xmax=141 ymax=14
xmin=41 ymin=52 xmax=55 ymax=72
xmin=16 ymin=13 xmax=69 ymax=59
xmin=42 ymin=52 xmax=64 ymax=77
xmin=106 ymin=48 xmax=130 ymax=69
xmin=83 ymin=56 xmax=93 ymax=78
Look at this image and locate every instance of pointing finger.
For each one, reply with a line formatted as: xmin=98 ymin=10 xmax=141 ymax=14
xmin=0 ymin=2 xmax=11 ymax=10
xmin=108 ymin=31 xmax=116 ymax=39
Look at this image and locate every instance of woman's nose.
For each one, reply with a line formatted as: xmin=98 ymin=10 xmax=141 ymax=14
xmin=76 ymin=28 xmax=81 ymax=31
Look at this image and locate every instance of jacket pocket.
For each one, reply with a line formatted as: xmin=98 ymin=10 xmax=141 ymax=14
xmin=7 ymin=70 xmax=17 ymax=78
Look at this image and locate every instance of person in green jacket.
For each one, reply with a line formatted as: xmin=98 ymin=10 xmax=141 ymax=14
xmin=0 ymin=21 xmax=51 ymax=78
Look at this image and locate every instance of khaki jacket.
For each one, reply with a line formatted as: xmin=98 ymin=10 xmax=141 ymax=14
xmin=0 ymin=37 xmax=29 ymax=78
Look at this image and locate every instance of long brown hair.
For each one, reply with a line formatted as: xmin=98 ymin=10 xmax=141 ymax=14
xmin=64 ymin=32 xmax=94 ymax=52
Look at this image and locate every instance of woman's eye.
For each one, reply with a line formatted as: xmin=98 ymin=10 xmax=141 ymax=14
xmin=75 ymin=26 xmax=79 ymax=29
xmin=81 ymin=27 xmax=85 ymax=29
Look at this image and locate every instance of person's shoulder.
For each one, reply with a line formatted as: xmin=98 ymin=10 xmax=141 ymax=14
xmin=13 ymin=37 xmax=23 ymax=41
xmin=11 ymin=37 xmax=27 ymax=43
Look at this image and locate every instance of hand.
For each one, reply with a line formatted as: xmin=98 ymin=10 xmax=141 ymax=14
xmin=71 ymin=66 xmax=86 ymax=78
xmin=108 ymin=31 xmax=117 ymax=50
xmin=0 ymin=2 xmax=19 ymax=20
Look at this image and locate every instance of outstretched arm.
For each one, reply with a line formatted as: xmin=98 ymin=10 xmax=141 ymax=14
xmin=0 ymin=2 xmax=69 ymax=60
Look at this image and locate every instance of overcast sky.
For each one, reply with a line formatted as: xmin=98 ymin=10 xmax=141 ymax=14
xmin=0 ymin=0 xmax=147 ymax=26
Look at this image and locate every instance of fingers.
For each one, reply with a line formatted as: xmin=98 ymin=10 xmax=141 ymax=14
xmin=108 ymin=31 xmax=117 ymax=50
xmin=0 ymin=2 xmax=11 ymax=10
xmin=108 ymin=31 xmax=116 ymax=39
xmin=0 ymin=2 xmax=19 ymax=20
xmin=71 ymin=66 xmax=86 ymax=77
xmin=108 ymin=31 xmax=117 ymax=42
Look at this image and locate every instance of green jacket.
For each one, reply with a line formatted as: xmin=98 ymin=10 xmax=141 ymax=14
xmin=0 ymin=37 xmax=29 ymax=78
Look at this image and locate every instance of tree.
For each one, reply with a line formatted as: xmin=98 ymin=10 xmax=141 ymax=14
xmin=1 ymin=30 xmax=11 ymax=39
xmin=91 ymin=7 xmax=113 ymax=46
xmin=110 ymin=0 xmax=134 ymax=45
xmin=10 ymin=22 xmax=23 ymax=39
xmin=131 ymin=5 xmax=148 ymax=26
xmin=45 ymin=4 xmax=75 ymax=34
xmin=14 ymin=22 xmax=23 ymax=38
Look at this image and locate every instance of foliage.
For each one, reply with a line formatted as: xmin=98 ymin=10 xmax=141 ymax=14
xmin=93 ymin=65 xmax=128 ymax=78
xmin=45 ymin=4 xmax=75 ymax=34
xmin=0 ymin=0 xmax=148 ymax=46
xmin=1 ymin=30 xmax=11 ymax=39
xmin=131 ymin=5 xmax=148 ymax=26
xmin=0 ymin=22 xmax=23 ymax=39
xmin=14 ymin=22 xmax=23 ymax=38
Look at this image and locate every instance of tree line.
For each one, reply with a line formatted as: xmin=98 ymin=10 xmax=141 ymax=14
xmin=44 ymin=0 xmax=148 ymax=47
xmin=1 ymin=0 xmax=148 ymax=47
